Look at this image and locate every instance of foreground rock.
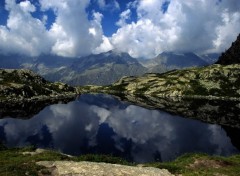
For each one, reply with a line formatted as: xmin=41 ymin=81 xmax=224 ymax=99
xmin=38 ymin=161 xmax=173 ymax=176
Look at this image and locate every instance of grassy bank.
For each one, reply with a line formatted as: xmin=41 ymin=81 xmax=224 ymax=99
xmin=0 ymin=146 xmax=240 ymax=176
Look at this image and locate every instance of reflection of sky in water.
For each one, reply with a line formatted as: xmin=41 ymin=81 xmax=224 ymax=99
xmin=0 ymin=94 xmax=239 ymax=163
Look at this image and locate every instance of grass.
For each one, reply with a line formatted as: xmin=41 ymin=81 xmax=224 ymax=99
xmin=1 ymin=146 xmax=240 ymax=176
xmin=145 ymin=153 xmax=240 ymax=176
xmin=0 ymin=146 xmax=132 ymax=176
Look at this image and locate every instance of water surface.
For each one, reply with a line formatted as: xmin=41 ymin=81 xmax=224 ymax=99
xmin=0 ymin=94 xmax=239 ymax=163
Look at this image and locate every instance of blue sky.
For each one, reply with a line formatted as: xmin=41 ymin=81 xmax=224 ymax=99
xmin=0 ymin=0 xmax=239 ymax=58
xmin=88 ymin=0 xmax=138 ymax=36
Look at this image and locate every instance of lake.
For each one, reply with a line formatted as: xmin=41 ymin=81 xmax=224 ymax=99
xmin=0 ymin=94 xmax=239 ymax=163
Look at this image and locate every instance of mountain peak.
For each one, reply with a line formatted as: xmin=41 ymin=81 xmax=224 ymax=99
xmin=216 ymin=34 xmax=240 ymax=65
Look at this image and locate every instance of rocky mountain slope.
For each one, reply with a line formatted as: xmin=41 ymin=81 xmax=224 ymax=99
xmin=200 ymin=53 xmax=220 ymax=64
xmin=216 ymin=34 xmax=240 ymax=65
xmin=81 ymin=64 xmax=240 ymax=99
xmin=0 ymin=69 xmax=75 ymax=101
xmin=21 ymin=51 xmax=147 ymax=86
xmin=140 ymin=52 xmax=208 ymax=73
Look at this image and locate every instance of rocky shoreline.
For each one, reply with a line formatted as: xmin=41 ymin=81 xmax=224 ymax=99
xmin=0 ymin=93 xmax=77 ymax=119
xmin=0 ymin=92 xmax=77 ymax=104
xmin=77 ymin=64 xmax=240 ymax=101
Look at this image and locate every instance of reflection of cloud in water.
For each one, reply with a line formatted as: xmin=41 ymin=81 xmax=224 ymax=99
xmin=0 ymin=101 xmax=104 ymax=154
xmin=0 ymin=94 xmax=239 ymax=162
xmin=99 ymin=104 xmax=238 ymax=162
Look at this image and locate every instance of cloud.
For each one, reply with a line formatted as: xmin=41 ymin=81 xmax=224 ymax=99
xmin=109 ymin=0 xmax=240 ymax=58
xmin=0 ymin=0 xmax=104 ymax=57
xmin=93 ymin=35 xmax=114 ymax=54
xmin=116 ymin=9 xmax=131 ymax=27
xmin=97 ymin=0 xmax=120 ymax=11
xmin=40 ymin=0 xmax=104 ymax=57
xmin=0 ymin=0 xmax=239 ymax=58
xmin=0 ymin=0 xmax=52 ymax=56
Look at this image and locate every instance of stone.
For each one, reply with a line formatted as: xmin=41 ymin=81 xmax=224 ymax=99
xmin=37 ymin=161 xmax=174 ymax=176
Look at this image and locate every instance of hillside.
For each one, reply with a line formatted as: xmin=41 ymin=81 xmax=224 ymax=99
xmin=81 ymin=64 xmax=240 ymax=100
xmin=216 ymin=34 xmax=240 ymax=65
xmin=0 ymin=69 xmax=75 ymax=102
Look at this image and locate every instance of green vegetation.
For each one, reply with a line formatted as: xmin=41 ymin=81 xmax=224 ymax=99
xmin=0 ymin=147 xmax=131 ymax=176
xmin=146 ymin=153 xmax=240 ymax=176
xmin=83 ymin=64 xmax=240 ymax=99
xmin=1 ymin=146 xmax=240 ymax=176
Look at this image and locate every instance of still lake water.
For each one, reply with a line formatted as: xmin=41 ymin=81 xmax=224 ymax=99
xmin=0 ymin=94 xmax=239 ymax=163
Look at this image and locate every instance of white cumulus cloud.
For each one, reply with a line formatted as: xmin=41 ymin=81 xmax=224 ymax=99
xmin=0 ymin=0 xmax=104 ymax=57
xmin=40 ymin=0 xmax=104 ymax=57
xmin=0 ymin=0 xmax=52 ymax=56
xmin=0 ymin=0 xmax=239 ymax=58
xmin=108 ymin=0 xmax=240 ymax=58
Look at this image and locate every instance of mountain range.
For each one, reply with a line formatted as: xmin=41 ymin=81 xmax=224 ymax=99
xmin=0 ymin=50 xmax=218 ymax=85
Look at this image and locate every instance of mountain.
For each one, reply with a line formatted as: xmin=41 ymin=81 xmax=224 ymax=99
xmin=0 ymin=51 xmax=147 ymax=86
xmin=24 ymin=51 xmax=147 ymax=86
xmin=216 ymin=34 xmax=240 ymax=65
xmin=141 ymin=52 xmax=208 ymax=73
xmin=199 ymin=53 xmax=220 ymax=64
xmin=1 ymin=50 xmax=212 ymax=86
xmin=66 ymin=50 xmax=147 ymax=85
xmin=0 ymin=54 xmax=25 ymax=69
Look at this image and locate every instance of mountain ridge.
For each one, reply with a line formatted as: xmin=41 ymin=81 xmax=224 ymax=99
xmin=0 ymin=50 xmax=218 ymax=85
xmin=216 ymin=33 xmax=240 ymax=65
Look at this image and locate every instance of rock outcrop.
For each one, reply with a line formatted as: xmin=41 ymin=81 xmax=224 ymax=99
xmin=0 ymin=69 xmax=76 ymax=102
xmin=216 ymin=34 xmax=240 ymax=65
xmin=83 ymin=64 xmax=240 ymax=99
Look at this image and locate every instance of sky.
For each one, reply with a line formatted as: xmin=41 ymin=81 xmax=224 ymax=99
xmin=0 ymin=0 xmax=239 ymax=59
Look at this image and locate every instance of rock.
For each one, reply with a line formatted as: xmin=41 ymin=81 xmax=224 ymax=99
xmin=0 ymin=69 xmax=76 ymax=102
xmin=97 ymin=64 xmax=240 ymax=99
xmin=37 ymin=161 xmax=174 ymax=176
xmin=216 ymin=33 xmax=240 ymax=65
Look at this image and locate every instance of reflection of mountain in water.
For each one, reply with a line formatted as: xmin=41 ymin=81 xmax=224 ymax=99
xmin=0 ymin=94 xmax=239 ymax=163
xmin=113 ymin=94 xmax=240 ymax=128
